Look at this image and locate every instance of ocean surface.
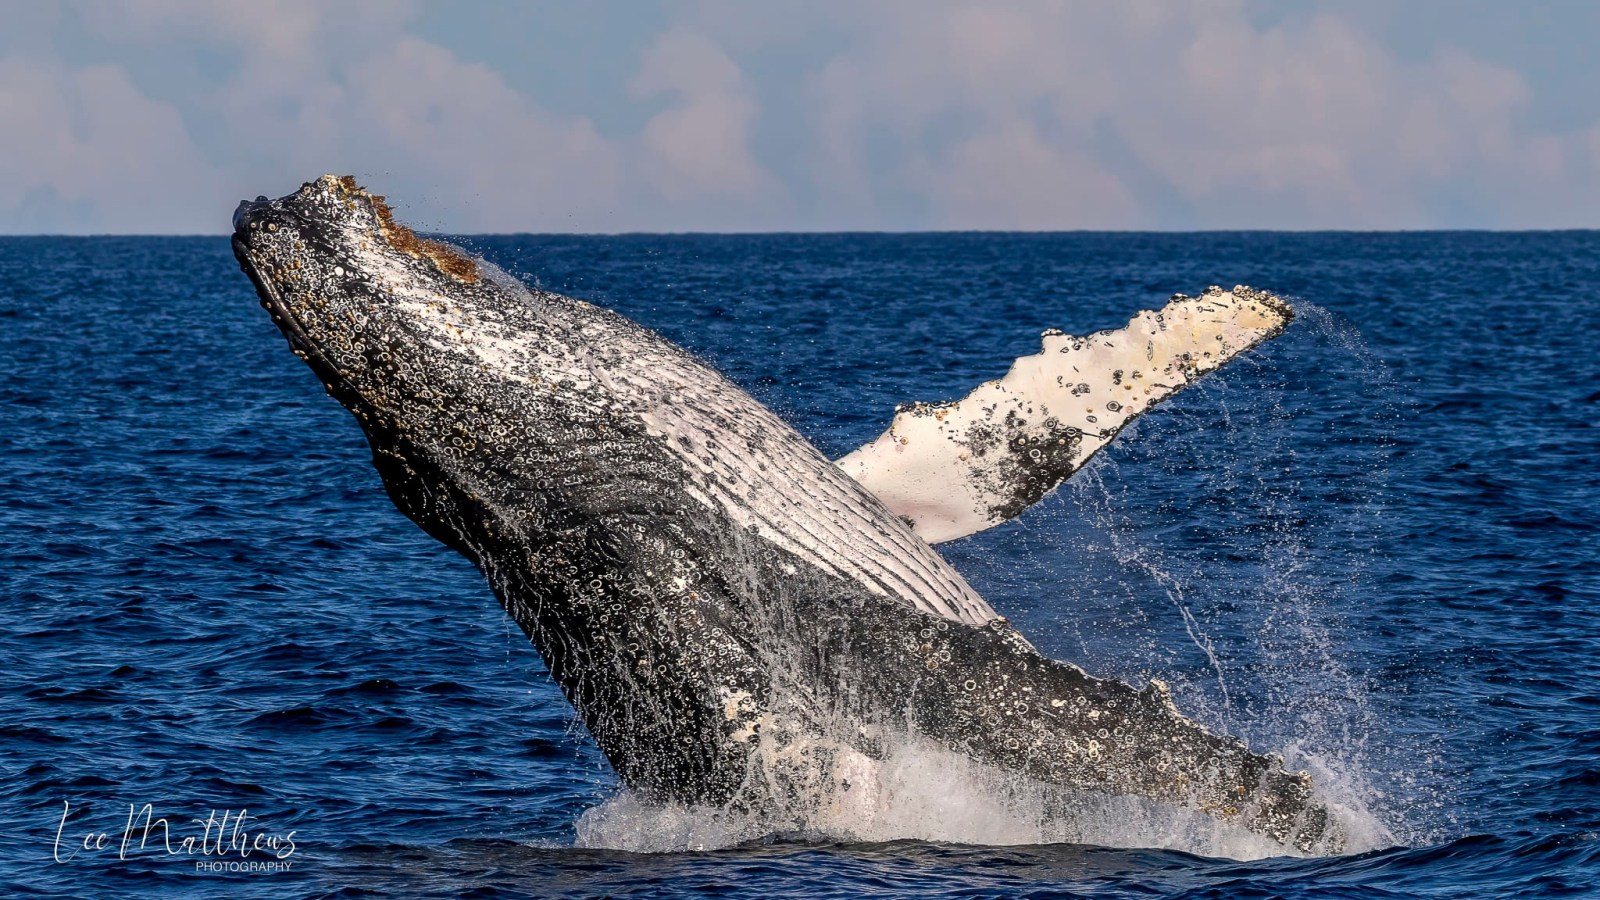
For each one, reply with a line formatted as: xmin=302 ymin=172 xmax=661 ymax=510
xmin=2 ymin=231 xmax=1597 ymax=897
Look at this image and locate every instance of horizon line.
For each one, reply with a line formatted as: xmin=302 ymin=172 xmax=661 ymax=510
xmin=1 ymin=227 xmax=1597 ymax=238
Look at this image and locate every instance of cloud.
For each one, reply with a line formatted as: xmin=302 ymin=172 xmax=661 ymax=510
xmin=63 ymin=0 xmax=626 ymax=232
xmin=0 ymin=1 xmax=1595 ymax=231
xmin=803 ymin=3 xmax=1141 ymax=228
xmin=785 ymin=1 xmax=1597 ymax=229
xmin=630 ymin=28 xmax=780 ymax=216
xmin=908 ymin=119 xmax=1139 ymax=230
xmin=0 ymin=57 xmax=227 ymax=233
xmin=27 ymin=3 xmax=769 ymax=232
xmin=303 ymin=35 xmax=626 ymax=232
xmin=1111 ymin=11 xmax=1533 ymax=226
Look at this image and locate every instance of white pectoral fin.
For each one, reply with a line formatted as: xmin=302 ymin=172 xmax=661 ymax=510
xmin=836 ymin=286 xmax=1294 ymax=544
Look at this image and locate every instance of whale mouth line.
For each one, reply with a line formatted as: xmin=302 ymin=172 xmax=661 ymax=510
xmin=231 ymin=234 xmax=359 ymax=407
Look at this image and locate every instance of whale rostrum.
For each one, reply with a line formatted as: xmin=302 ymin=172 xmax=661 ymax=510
xmin=232 ymin=175 xmax=1340 ymax=854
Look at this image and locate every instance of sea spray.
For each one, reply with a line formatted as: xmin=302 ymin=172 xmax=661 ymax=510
xmin=1041 ymin=301 xmax=1428 ymax=844
xmin=575 ymin=726 xmax=1388 ymax=859
xmin=568 ymin=301 xmax=1411 ymax=860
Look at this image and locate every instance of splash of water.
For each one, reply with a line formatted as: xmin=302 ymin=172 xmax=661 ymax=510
xmin=570 ymin=300 xmax=1417 ymax=860
xmin=1046 ymin=301 xmax=1438 ymax=845
xmin=574 ymin=727 xmax=1392 ymax=859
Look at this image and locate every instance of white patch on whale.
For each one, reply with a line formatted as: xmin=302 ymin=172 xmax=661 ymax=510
xmin=839 ymin=287 xmax=1293 ymax=543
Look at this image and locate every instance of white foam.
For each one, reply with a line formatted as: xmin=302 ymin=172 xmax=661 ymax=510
xmin=572 ymin=302 xmax=1411 ymax=861
xmin=574 ymin=729 xmax=1390 ymax=860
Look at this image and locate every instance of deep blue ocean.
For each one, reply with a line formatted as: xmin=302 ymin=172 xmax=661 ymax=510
xmin=2 ymin=232 xmax=1597 ymax=897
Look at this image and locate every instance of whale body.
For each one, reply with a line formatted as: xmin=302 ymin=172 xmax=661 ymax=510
xmin=232 ymin=176 xmax=1339 ymax=853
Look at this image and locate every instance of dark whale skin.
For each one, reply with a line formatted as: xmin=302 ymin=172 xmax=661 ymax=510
xmin=231 ymin=175 xmax=1338 ymax=853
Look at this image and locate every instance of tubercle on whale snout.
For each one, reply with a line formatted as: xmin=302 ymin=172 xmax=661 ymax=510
xmin=327 ymin=175 xmax=480 ymax=284
xmin=241 ymin=174 xmax=480 ymax=285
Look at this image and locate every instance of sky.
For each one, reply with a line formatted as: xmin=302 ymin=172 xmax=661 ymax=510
xmin=1 ymin=0 xmax=1598 ymax=234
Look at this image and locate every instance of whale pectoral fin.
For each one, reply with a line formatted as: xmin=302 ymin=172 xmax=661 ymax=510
xmin=835 ymin=286 xmax=1293 ymax=543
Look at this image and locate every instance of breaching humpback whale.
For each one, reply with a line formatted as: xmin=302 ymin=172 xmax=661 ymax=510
xmin=232 ymin=176 xmax=1339 ymax=854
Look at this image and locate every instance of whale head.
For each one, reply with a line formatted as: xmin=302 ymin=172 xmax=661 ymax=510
xmin=231 ymin=175 xmax=577 ymax=562
xmin=231 ymin=175 xmax=529 ymax=455
xmin=232 ymin=173 xmax=489 ymax=403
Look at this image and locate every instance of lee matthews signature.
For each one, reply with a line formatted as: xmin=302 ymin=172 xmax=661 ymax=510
xmin=53 ymin=801 xmax=297 ymax=863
